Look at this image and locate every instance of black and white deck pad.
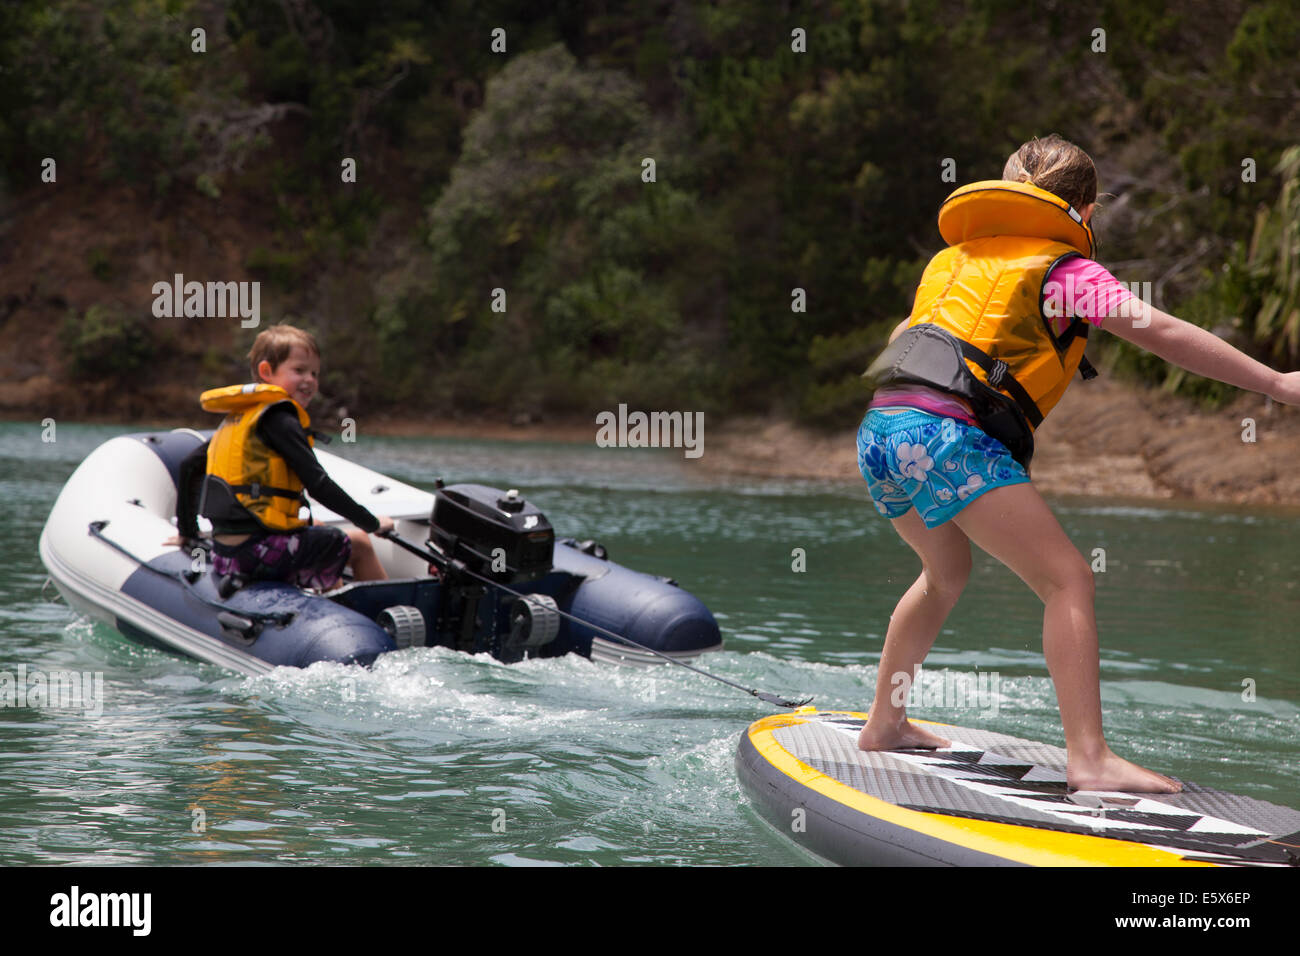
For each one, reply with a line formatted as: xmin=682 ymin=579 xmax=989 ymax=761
xmin=757 ymin=712 xmax=1300 ymax=867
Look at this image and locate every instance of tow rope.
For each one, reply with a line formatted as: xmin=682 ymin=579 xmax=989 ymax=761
xmin=380 ymin=530 xmax=813 ymax=710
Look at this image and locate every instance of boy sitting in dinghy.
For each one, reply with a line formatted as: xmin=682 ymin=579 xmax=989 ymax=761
xmin=183 ymin=323 xmax=393 ymax=589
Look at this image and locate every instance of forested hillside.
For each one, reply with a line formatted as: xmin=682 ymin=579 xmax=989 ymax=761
xmin=1 ymin=0 xmax=1295 ymax=425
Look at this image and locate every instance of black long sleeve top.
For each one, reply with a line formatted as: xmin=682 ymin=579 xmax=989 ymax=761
xmin=180 ymin=404 xmax=380 ymax=538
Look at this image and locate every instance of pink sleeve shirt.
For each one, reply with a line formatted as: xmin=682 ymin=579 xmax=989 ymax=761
xmin=869 ymin=258 xmax=1136 ymax=425
xmin=1042 ymin=257 xmax=1136 ymax=334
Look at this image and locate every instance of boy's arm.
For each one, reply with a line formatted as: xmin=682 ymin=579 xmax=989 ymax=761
xmin=258 ymin=405 xmax=381 ymax=533
xmin=176 ymin=440 xmax=210 ymax=540
xmin=1101 ymin=302 xmax=1290 ymax=398
xmin=889 ymin=318 xmax=910 ymax=344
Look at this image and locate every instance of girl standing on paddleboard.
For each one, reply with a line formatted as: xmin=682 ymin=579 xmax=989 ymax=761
xmin=856 ymin=134 xmax=1300 ymax=793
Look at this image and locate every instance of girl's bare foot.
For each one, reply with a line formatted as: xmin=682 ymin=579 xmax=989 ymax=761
xmin=859 ymin=715 xmax=950 ymax=751
xmin=1068 ymin=748 xmax=1182 ymax=793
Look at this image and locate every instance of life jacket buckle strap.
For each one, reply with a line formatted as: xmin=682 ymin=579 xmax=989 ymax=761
xmin=955 ymin=338 xmax=1044 ymax=427
xmin=988 ymin=360 xmax=1009 ymax=389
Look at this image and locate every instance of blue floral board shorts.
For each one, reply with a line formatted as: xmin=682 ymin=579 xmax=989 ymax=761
xmin=856 ymin=407 xmax=1030 ymax=529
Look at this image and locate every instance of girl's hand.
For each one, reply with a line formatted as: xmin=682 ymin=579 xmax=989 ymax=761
xmin=375 ymin=515 xmax=395 ymax=536
xmin=1268 ymin=371 xmax=1300 ymax=406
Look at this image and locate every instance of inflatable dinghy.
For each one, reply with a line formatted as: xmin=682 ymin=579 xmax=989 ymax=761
xmin=737 ymin=709 xmax=1300 ymax=867
xmin=40 ymin=429 xmax=722 ymax=675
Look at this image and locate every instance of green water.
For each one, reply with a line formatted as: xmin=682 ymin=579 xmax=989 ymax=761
xmin=2 ymin=421 xmax=1298 ymax=865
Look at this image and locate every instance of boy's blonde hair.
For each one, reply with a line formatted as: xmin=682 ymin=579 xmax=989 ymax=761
xmin=1003 ymin=134 xmax=1098 ymax=212
xmin=248 ymin=323 xmax=320 ymax=380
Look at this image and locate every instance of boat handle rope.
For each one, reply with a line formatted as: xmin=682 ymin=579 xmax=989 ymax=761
xmin=87 ymin=521 xmax=294 ymax=628
xmin=380 ymin=529 xmax=814 ymax=710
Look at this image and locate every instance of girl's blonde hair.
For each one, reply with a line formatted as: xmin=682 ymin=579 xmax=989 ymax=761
xmin=248 ymin=323 xmax=320 ymax=380
xmin=1002 ymin=134 xmax=1098 ymax=212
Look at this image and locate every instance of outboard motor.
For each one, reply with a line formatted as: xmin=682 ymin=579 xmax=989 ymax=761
xmin=428 ymin=483 xmax=559 ymax=654
xmin=430 ymin=483 xmax=555 ymax=583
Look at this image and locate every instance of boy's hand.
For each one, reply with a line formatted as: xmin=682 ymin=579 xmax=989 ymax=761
xmin=375 ymin=515 xmax=395 ymax=536
xmin=1268 ymin=371 xmax=1300 ymax=406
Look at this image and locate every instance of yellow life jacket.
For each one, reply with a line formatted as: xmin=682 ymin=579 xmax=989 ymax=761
xmin=199 ymin=383 xmax=312 ymax=532
xmin=863 ymin=180 xmax=1100 ymax=472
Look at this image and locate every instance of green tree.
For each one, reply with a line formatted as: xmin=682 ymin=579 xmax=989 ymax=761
xmin=379 ymin=43 xmax=722 ymax=413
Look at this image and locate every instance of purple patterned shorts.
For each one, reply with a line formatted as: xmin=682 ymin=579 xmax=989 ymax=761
xmin=211 ymin=526 xmax=352 ymax=591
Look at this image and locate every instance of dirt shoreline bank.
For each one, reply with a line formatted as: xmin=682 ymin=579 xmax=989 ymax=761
xmin=698 ymin=376 xmax=1300 ymax=507
xmin=390 ymin=377 xmax=1300 ymax=507
xmin=7 ymin=374 xmax=1300 ymax=507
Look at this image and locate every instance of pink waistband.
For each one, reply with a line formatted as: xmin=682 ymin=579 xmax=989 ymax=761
xmin=869 ymin=385 xmax=978 ymax=426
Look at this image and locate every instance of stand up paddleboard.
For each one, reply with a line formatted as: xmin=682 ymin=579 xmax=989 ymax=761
xmin=736 ymin=709 xmax=1300 ymax=867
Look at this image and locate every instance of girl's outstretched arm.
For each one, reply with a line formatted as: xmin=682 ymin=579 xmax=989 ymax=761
xmin=1102 ymin=302 xmax=1300 ymax=404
